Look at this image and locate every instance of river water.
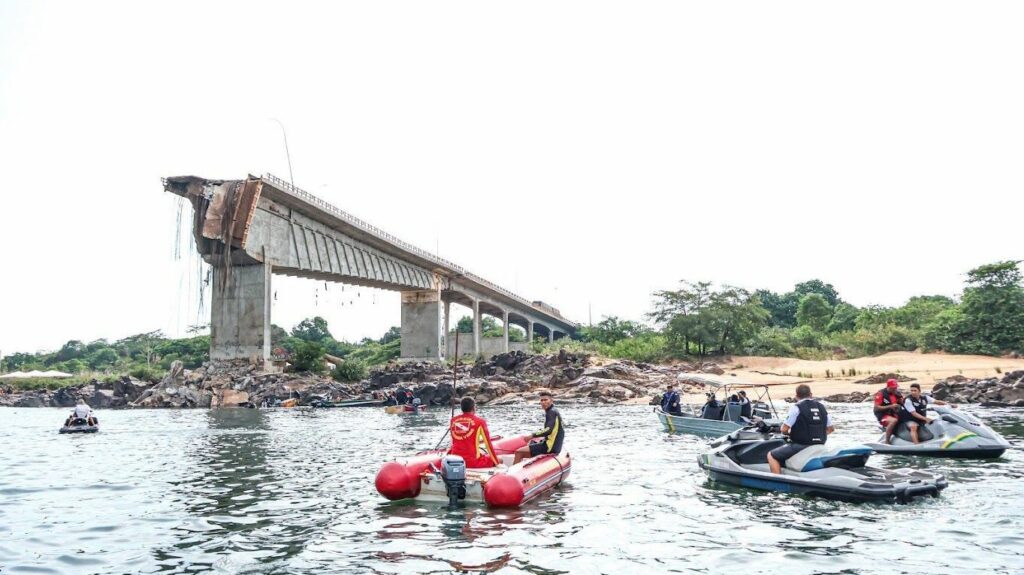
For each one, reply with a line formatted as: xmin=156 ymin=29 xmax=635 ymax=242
xmin=1 ymin=403 xmax=1022 ymax=575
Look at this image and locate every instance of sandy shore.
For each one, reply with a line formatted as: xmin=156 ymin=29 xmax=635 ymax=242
xmin=670 ymin=351 xmax=1024 ymax=404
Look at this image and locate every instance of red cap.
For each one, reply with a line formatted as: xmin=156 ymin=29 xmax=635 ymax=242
xmin=886 ymin=379 xmax=898 ymax=389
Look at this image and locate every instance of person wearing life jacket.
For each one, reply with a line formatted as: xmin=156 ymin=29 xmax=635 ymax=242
xmin=874 ymin=379 xmax=904 ymax=444
xmin=514 ymin=391 xmax=565 ymax=464
xmin=448 ymin=396 xmax=499 ymax=468
xmin=660 ymin=383 xmax=682 ymax=416
xmin=767 ymin=384 xmax=834 ymax=474
xmin=900 ymin=383 xmax=957 ymax=443
xmin=737 ymin=390 xmax=752 ymax=419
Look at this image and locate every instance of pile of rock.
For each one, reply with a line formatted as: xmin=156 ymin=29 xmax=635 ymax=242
xmin=930 ymin=371 xmax=1024 ymax=407
xmin=854 ymin=373 xmax=915 ymax=385
xmin=0 ymin=375 xmax=155 ymax=409
xmin=819 ymin=391 xmax=872 ymax=403
xmin=131 ymin=360 xmax=363 ymax=408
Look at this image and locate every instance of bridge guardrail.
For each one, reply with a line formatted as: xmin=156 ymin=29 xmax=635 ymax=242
xmin=260 ymin=173 xmax=573 ymax=327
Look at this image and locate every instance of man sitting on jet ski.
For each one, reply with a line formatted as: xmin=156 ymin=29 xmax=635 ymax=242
xmin=767 ymin=384 xmax=834 ymax=474
xmin=64 ymin=399 xmax=97 ymax=427
xmin=449 ymin=396 xmax=500 ymax=468
xmin=901 ymin=383 xmax=957 ymax=444
xmin=873 ymin=379 xmax=904 ymax=444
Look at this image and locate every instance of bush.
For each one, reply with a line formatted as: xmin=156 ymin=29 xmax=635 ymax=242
xmin=129 ymin=365 xmax=164 ymax=382
xmin=291 ymin=341 xmax=326 ymax=373
xmin=608 ymin=334 xmax=668 ymax=363
xmin=745 ymin=327 xmax=796 ymax=357
xmin=332 ymin=359 xmax=368 ymax=382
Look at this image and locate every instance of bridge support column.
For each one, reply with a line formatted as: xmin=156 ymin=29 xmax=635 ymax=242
xmin=528 ymin=322 xmax=534 ymax=346
xmin=502 ymin=310 xmax=509 ymax=353
xmin=400 ymin=287 xmax=444 ymax=361
xmin=472 ymin=300 xmax=481 ymax=358
xmin=443 ymin=300 xmax=451 ymax=361
xmin=548 ymin=328 xmax=554 ymax=343
xmin=210 ymin=264 xmax=271 ymax=365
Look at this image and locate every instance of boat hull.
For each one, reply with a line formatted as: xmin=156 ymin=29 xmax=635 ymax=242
xmin=656 ymin=408 xmax=743 ymax=436
xmin=375 ymin=435 xmax=570 ymax=507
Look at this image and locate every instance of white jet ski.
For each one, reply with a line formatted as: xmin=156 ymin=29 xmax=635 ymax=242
xmin=864 ymin=405 xmax=1010 ymax=459
xmin=698 ymin=421 xmax=947 ymax=503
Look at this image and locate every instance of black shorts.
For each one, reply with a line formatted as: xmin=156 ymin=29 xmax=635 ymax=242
xmin=529 ymin=441 xmax=554 ymax=457
xmin=769 ymin=443 xmax=809 ymax=464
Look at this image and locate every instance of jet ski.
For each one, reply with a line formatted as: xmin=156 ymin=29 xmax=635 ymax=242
xmin=698 ymin=421 xmax=946 ymax=503
xmin=864 ymin=405 xmax=1010 ymax=458
xmin=59 ymin=417 xmax=99 ymax=434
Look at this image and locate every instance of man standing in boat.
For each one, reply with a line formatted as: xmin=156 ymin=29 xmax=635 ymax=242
xmin=449 ymin=397 xmax=500 ymax=468
xmin=661 ymin=383 xmax=682 ymax=415
xmin=514 ymin=391 xmax=565 ymax=464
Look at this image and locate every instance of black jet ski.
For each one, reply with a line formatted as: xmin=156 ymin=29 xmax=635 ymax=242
xmin=864 ymin=405 xmax=1010 ymax=458
xmin=59 ymin=417 xmax=99 ymax=434
xmin=698 ymin=421 xmax=946 ymax=503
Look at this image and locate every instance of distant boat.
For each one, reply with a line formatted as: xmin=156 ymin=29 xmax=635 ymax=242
xmin=310 ymin=398 xmax=383 ymax=408
xmin=655 ymin=381 xmax=778 ymax=437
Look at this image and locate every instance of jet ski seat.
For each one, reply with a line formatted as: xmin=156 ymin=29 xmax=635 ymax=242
xmin=895 ymin=423 xmax=935 ymax=443
xmin=728 ymin=438 xmax=786 ymax=464
xmin=784 ymin=445 xmax=872 ymax=472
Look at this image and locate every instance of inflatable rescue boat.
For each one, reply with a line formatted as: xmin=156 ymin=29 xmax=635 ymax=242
xmin=375 ymin=435 xmax=571 ymax=507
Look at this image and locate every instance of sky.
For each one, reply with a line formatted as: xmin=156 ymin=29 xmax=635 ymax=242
xmin=0 ymin=1 xmax=1021 ymax=355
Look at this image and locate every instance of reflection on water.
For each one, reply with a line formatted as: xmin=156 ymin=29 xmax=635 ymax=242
xmin=0 ymin=404 xmax=1021 ymax=574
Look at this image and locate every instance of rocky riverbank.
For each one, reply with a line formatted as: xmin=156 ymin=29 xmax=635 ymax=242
xmin=4 ymin=352 xmax=1022 ymax=410
xmin=929 ymin=371 xmax=1024 ymax=407
xmin=0 ymin=351 xmax=729 ymax=409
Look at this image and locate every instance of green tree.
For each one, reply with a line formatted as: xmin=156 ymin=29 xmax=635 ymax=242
xmin=291 ymin=340 xmax=325 ymax=373
xmin=793 ymin=279 xmax=841 ymax=308
xmin=754 ymin=289 xmax=795 ymax=328
xmin=893 ymin=295 xmax=956 ymax=330
xmin=580 ymin=316 xmax=650 ymax=345
xmin=959 ymin=261 xmax=1024 ymax=354
xmin=796 ymin=293 xmax=832 ymax=332
xmin=87 ymin=348 xmax=119 ymax=370
xmin=379 ymin=326 xmax=401 ymax=344
xmin=54 ymin=340 xmax=85 ymax=362
xmin=292 ymin=317 xmax=333 ymax=342
xmin=827 ymin=302 xmax=859 ymax=333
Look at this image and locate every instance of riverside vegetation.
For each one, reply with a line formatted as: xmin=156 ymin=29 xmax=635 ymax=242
xmin=2 ymin=260 xmax=1022 ymax=393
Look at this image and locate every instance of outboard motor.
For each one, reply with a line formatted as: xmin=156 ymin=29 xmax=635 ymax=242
xmin=440 ymin=455 xmax=467 ymax=506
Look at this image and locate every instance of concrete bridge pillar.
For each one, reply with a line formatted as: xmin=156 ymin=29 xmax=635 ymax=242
xmin=527 ymin=322 xmax=534 ymax=345
xmin=502 ymin=310 xmax=509 ymax=353
xmin=548 ymin=327 xmax=554 ymax=343
xmin=400 ymin=287 xmax=444 ymax=361
xmin=211 ymin=264 xmax=272 ymax=365
xmin=443 ymin=300 xmax=451 ymax=360
xmin=472 ymin=299 xmax=482 ymax=358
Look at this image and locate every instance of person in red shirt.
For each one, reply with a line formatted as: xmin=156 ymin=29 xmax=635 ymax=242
xmin=449 ymin=397 xmax=499 ymax=468
xmin=873 ymin=379 xmax=904 ymax=444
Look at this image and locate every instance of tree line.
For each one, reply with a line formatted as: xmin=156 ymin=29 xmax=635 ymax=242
xmin=573 ymin=260 xmax=1024 ymax=361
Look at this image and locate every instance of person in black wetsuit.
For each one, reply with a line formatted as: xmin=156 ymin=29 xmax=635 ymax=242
xmin=513 ymin=391 xmax=565 ymax=464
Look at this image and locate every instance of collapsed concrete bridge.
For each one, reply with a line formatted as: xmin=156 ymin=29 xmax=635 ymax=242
xmin=164 ymin=173 xmax=576 ymax=365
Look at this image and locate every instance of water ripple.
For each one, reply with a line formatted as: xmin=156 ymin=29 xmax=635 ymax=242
xmin=1 ymin=405 xmax=1021 ymax=574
